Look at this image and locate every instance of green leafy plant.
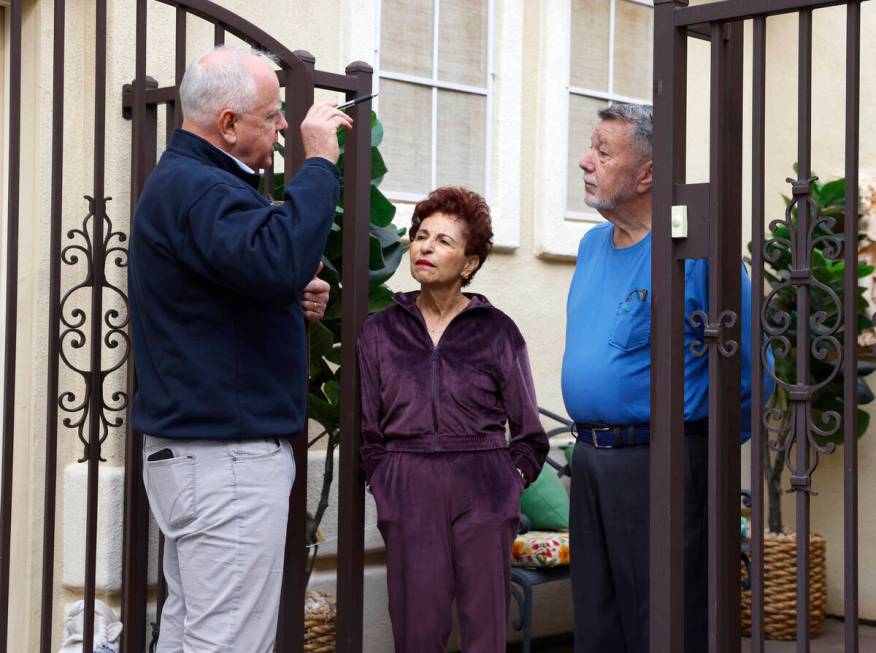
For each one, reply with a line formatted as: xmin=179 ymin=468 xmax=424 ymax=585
xmin=265 ymin=113 xmax=407 ymax=584
xmin=751 ymin=170 xmax=874 ymax=533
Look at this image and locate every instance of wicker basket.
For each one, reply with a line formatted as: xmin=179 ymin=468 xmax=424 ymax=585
xmin=303 ymin=591 xmax=336 ymax=653
xmin=741 ymin=531 xmax=827 ymax=640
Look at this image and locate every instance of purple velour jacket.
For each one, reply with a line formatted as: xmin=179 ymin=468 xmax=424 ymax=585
xmin=357 ymin=290 xmax=549 ymax=485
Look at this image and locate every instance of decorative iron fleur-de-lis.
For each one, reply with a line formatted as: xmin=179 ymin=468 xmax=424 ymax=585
xmin=689 ymin=309 xmax=739 ymax=358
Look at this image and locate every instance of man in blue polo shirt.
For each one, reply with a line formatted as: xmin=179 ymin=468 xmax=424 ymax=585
xmin=562 ymin=103 xmax=768 ymax=653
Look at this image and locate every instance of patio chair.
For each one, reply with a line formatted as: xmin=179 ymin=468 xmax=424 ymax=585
xmin=509 ymin=407 xmax=573 ymax=653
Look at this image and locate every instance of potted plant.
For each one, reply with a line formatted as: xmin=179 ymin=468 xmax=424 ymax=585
xmin=266 ymin=112 xmax=407 ymax=650
xmin=742 ymin=171 xmax=875 ymax=639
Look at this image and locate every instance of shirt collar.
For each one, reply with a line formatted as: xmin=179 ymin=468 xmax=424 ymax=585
xmin=167 ymin=129 xmax=262 ymax=190
xmin=216 ymin=146 xmax=256 ymax=175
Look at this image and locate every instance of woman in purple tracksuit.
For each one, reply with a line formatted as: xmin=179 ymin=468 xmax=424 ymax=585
xmin=358 ymin=186 xmax=549 ymax=653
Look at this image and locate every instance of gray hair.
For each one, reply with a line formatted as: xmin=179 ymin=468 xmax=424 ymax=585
xmin=179 ymin=46 xmax=279 ymax=128
xmin=598 ymin=102 xmax=653 ymax=161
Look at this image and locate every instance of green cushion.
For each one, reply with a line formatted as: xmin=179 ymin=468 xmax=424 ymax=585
xmin=520 ymin=465 xmax=570 ymax=531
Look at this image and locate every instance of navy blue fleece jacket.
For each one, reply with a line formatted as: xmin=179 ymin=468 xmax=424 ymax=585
xmin=129 ymin=129 xmax=339 ymax=439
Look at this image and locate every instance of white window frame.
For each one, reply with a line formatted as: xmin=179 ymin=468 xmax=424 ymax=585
xmin=366 ymin=0 xmax=522 ymax=249
xmin=534 ymin=0 xmax=653 ymax=258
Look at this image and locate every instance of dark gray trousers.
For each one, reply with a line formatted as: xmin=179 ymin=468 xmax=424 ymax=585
xmin=569 ymin=435 xmax=708 ymax=653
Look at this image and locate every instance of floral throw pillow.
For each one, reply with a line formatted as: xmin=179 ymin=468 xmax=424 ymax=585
xmin=511 ymin=530 xmax=570 ymax=567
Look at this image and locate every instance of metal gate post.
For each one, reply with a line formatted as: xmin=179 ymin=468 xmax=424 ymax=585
xmin=651 ymin=2 xmax=689 ymax=652
xmin=706 ymin=20 xmax=744 ymax=653
xmin=335 ymin=61 xmax=374 ymax=653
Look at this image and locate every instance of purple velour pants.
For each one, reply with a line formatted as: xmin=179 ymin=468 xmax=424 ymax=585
xmin=369 ymin=448 xmax=524 ymax=653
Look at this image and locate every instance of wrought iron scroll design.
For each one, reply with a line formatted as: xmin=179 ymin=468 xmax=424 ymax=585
xmin=760 ymin=176 xmax=842 ymax=495
xmin=58 ymin=195 xmax=130 ymax=462
xmin=690 ymin=309 xmax=739 ymax=358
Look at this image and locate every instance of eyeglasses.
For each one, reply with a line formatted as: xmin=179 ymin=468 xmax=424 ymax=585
xmin=621 ymin=288 xmax=648 ymax=312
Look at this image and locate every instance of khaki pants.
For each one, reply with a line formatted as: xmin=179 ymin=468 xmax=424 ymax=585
xmin=143 ymin=434 xmax=295 ymax=653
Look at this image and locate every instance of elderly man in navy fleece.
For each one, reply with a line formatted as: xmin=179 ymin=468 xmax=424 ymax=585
xmin=562 ymin=103 xmax=773 ymax=653
xmin=128 ymin=46 xmax=352 ymax=653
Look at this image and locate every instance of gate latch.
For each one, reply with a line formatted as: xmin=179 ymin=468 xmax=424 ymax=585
xmin=671 ymin=205 xmax=688 ymax=239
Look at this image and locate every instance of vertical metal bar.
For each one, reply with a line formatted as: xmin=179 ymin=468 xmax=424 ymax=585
xmin=707 ymin=20 xmax=744 ymax=652
xmin=121 ymin=2 xmax=149 ymax=650
xmin=275 ymin=51 xmax=314 ymax=653
xmin=335 ymin=61 xmax=373 ymax=653
xmin=120 ymin=406 xmax=147 ymax=653
xmin=285 ymin=52 xmax=314 ymax=178
xmin=124 ymin=101 xmax=158 ymax=645
xmin=130 ymin=0 xmax=148 ymax=208
xmin=0 ymin=1 xmax=22 ymax=649
xmin=795 ymin=10 xmax=812 ymax=653
xmin=165 ymin=104 xmax=175 ymax=147
xmin=83 ymin=2 xmax=109 ymax=651
xmin=843 ymin=2 xmax=860 ymax=651
xmin=157 ymin=534 xmax=167 ymax=620
xmin=707 ymin=29 xmax=723 ymax=648
xmin=750 ymin=14 xmax=767 ymax=653
xmin=214 ymin=24 xmax=225 ymax=46
xmin=175 ymin=8 xmax=186 ymax=129
xmin=650 ymin=3 xmax=687 ymax=652
xmin=39 ymin=1 xmax=67 ymax=650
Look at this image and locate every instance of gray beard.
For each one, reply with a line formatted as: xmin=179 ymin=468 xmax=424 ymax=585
xmin=583 ymin=181 xmax=638 ymax=212
xmin=584 ymin=193 xmax=615 ymax=211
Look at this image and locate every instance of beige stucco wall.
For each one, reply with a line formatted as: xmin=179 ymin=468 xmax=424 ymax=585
xmin=5 ymin=1 xmax=876 ymax=650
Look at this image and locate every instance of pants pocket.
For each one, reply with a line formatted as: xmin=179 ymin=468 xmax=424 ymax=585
xmin=501 ymin=449 xmax=525 ymax=492
xmin=145 ymin=455 xmax=197 ymax=529
xmin=230 ymin=437 xmax=282 ymax=462
xmin=371 ymin=453 xmax=401 ymax=527
xmin=369 ymin=453 xmax=390 ymax=489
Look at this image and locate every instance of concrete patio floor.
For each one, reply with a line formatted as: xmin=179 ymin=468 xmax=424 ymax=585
xmin=521 ymin=617 xmax=876 ymax=652
xmin=741 ymin=618 xmax=876 ymax=652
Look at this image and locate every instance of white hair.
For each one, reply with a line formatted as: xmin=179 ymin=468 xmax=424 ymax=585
xmin=179 ymin=46 xmax=279 ymax=128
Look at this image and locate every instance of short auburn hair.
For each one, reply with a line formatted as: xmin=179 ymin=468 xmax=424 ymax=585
xmin=409 ymin=187 xmax=494 ymax=287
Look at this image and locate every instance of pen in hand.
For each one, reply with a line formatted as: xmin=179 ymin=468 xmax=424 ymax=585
xmin=337 ymin=92 xmax=378 ymax=111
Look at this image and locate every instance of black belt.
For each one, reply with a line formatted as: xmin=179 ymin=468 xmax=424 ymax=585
xmin=574 ymin=418 xmax=708 ymax=448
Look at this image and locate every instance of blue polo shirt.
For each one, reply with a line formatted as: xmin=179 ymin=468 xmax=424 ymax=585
xmin=561 ymin=222 xmax=771 ymax=439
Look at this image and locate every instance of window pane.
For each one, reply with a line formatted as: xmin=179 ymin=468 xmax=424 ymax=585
xmin=380 ymin=80 xmax=433 ymax=196
xmin=438 ymin=0 xmax=488 ymax=87
xmin=436 ymin=90 xmax=486 ymax=194
xmin=381 ymin=0 xmax=434 ymax=78
xmin=570 ymin=0 xmax=610 ymax=91
xmin=613 ymin=0 xmax=653 ymax=99
xmin=567 ymin=95 xmax=608 ymax=213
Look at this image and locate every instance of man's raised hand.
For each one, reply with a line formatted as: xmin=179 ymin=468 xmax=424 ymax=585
xmin=300 ymin=101 xmax=354 ymax=165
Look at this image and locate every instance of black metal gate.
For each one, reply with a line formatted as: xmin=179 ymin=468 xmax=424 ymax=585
xmin=0 ymin=1 xmax=371 ymax=651
xmin=652 ymin=1 xmax=865 ymax=651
